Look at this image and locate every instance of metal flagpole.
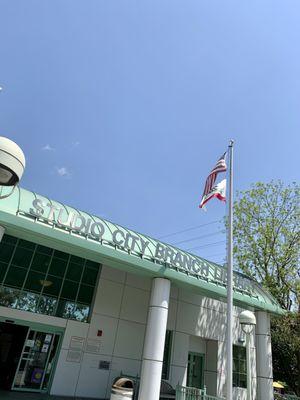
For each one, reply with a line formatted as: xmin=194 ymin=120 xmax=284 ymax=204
xmin=226 ymin=140 xmax=234 ymax=400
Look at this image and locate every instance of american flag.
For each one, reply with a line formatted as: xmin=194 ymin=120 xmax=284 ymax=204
xmin=199 ymin=152 xmax=227 ymax=208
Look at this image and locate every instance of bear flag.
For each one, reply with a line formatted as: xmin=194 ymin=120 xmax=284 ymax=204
xmin=199 ymin=153 xmax=227 ymax=209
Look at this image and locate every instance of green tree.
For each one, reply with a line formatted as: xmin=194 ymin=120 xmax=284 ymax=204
xmin=232 ymin=181 xmax=299 ymax=311
xmin=231 ymin=181 xmax=300 ymax=394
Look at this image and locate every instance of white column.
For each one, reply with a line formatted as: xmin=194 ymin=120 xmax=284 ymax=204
xmin=0 ymin=226 xmax=5 ymax=242
xmin=138 ymin=278 xmax=171 ymax=400
xmin=255 ymin=311 xmax=273 ymax=400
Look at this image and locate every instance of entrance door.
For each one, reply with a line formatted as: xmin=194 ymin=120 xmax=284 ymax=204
xmin=0 ymin=322 xmax=29 ymax=390
xmin=12 ymin=329 xmax=60 ymax=392
xmin=187 ymin=352 xmax=205 ymax=389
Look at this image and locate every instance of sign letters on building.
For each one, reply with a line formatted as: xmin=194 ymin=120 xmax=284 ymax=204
xmin=29 ymin=199 xmax=252 ymax=293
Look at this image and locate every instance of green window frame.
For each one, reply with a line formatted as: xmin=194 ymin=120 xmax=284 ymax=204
xmin=233 ymin=345 xmax=247 ymax=388
xmin=162 ymin=330 xmax=173 ymax=380
xmin=0 ymin=234 xmax=101 ymax=323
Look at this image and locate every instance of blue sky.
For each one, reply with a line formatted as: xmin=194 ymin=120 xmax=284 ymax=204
xmin=0 ymin=1 xmax=299 ymax=264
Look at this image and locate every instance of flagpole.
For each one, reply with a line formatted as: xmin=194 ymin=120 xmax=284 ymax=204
xmin=226 ymin=139 xmax=234 ymax=400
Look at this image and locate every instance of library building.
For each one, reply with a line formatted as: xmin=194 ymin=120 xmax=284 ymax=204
xmin=0 ymin=187 xmax=283 ymax=400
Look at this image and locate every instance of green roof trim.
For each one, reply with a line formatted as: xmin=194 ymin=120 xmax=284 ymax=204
xmin=0 ymin=186 xmax=284 ymax=315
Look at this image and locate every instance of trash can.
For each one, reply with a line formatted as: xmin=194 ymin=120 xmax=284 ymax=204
xmin=110 ymin=377 xmax=135 ymax=400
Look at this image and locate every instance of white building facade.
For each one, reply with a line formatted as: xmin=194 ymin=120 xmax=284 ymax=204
xmin=0 ymin=188 xmax=282 ymax=400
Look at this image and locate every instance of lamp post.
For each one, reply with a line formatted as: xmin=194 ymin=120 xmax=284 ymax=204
xmin=0 ymin=136 xmax=25 ymax=198
xmin=239 ymin=310 xmax=256 ymax=400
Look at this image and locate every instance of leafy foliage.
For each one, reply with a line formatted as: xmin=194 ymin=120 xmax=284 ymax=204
xmin=231 ymin=181 xmax=300 ymax=395
xmin=272 ymin=313 xmax=300 ymax=396
xmin=232 ymin=181 xmax=300 ymax=311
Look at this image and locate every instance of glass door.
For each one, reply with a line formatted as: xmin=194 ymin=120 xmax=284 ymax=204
xmin=187 ymin=352 xmax=205 ymax=389
xmin=12 ymin=329 xmax=60 ymax=392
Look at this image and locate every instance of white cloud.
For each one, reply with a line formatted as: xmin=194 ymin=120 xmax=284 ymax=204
xmin=71 ymin=141 xmax=80 ymax=148
xmin=42 ymin=144 xmax=55 ymax=151
xmin=56 ymin=167 xmax=71 ymax=178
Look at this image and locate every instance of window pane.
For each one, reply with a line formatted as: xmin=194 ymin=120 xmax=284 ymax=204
xmin=53 ymin=250 xmax=69 ymax=260
xmin=0 ymin=261 xmax=9 ymax=282
xmin=72 ymin=303 xmax=89 ymax=322
xmin=48 ymin=257 xmax=68 ymax=277
xmin=56 ymin=300 xmax=75 ymax=319
xmin=82 ymin=267 xmax=98 ymax=286
xmin=162 ymin=330 xmax=172 ymax=380
xmin=36 ymin=245 xmax=53 ymax=255
xmin=239 ymin=359 xmax=246 ymax=373
xmin=18 ymin=239 xmax=36 ymax=250
xmin=31 ymin=252 xmax=51 ymax=273
xmin=4 ymin=266 xmax=27 ymax=288
xmin=43 ymin=276 xmax=63 ymax=296
xmin=0 ymin=242 xmax=15 ymax=263
xmin=24 ymin=271 xmax=46 ymax=293
xmin=70 ymin=255 xmax=84 ymax=265
xmin=61 ymin=280 xmax=78 ymax=301
xmin=66 ymin=262 xmax=83 ymax=282
xmin=37 ymin=296 xmax=57 ymax=315
xmin=0 ymin=286 xmax=20 ymax=307
xmin=16 ymin=291 xmax=40 ymax=312
xmin=85 ymin=260 xmax=99 ymax=270
xmin=239 ymin=374 xmax=247 ymax=388
xmin=2 ymin=235 xmax=17 ymax=245
xmin=233 ymin=372 xmax=239 ymax=387
xmin=233 ymin=345 xmax=247 ymax=389
xmin=77 ymin=285 xmax=94 ymax=303
xmin=11 ymin=247 xmax=34 ymax=268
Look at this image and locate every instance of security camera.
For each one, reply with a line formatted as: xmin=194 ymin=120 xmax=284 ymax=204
xmin=0 ymin=136 xmax=25 ymax=186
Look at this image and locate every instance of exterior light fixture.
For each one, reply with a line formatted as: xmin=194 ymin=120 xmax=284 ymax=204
xmin=239 ymin=310 xmax=256 ymax=400
xmin=0 ymin=136 xmax=25 ymax=198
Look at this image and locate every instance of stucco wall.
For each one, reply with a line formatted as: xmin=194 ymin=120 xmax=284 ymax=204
xmin=49 ymin=264 xmax=257 ymax=400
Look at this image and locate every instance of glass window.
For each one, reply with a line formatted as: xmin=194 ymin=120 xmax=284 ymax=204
xmin=31 ymin=252 xmax=51 ymax=273
xmin=85 ymin=260 xmax=99 ymax=270
xmin=36 ymin=244 xmax=53 ymax=255
xmin=2 ymin=235 xmax=17 ymax=245
xmin=37 ymin=296 xmax=57 ymax=315
xmin=18 ymin=239 xmax=36 ymax=250
xmin=24 ymin=271 xmax=46 ymax=293
xmin=233 ymin=345 xmax=247 ymax=388
xmin=42 ymin=276 xmax=63 ymax=297
xmin=56 ymin=300 xmax=75 ymax=319
xmin=16 ymin=292 xmax=40 ymax=313
xmin=0 ymin=286 xmax=19 ymax=307
xmin=0 ymin=261 xmax=9 ymax=282
xmin=72 ymin=303 xmax=89 ymax=322
xmin=53 ymin=249 xmax=69 ymax=260
xmin=162 ymin=330 xmax=173 ymax=380
xmin=82 ymin=266 xmax=98 ymax=286
xmin=4 ymin=266 xmax=27 ymax=288
xmin=70 ymin=255 xmax=84 ymax=265
xmin=77 ymin=284 xmax=94 ymax=303
xmin=11 ymin=247 xmax=34 ymax=268
xmin=66 ymin=262 xmax=83 ymax=282
xmin=0 ymin=234 xmax=100 ymax=323
xmin=61 ymin=280 xmax=78 ymax=301
xmin=0 ymin=242 xmax=15 ymax=263
xmin=48 ymin=257 xmax=68 ymax=277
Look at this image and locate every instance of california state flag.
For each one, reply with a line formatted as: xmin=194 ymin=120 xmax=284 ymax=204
xmin=199 ymin=179 xmax=226 ymax=209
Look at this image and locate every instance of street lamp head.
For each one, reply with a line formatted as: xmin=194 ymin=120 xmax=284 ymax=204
xmin=0 ymin=136 xmax=25 ymax=186
xmin=239 ymin=310 xmax=256 ymax=334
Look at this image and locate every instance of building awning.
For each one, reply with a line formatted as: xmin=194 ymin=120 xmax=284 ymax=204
xmin=0 ymin=186 xmax=284 ymax=315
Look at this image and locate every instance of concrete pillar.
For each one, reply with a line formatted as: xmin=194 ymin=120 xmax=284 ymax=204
xmin=255 ymin=311 xmax=273 ymax=400
xmin=138 ymin=278 xmax=171 ymax=400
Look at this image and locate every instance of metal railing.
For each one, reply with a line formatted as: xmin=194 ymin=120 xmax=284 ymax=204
xmin=176 ymin=385 xmax=225 ymax=400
